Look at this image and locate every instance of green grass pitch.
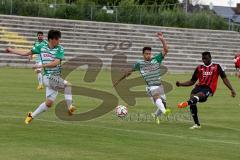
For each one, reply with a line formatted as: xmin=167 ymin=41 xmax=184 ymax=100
xmin=0 ymin=68 xmax=239 ymax=160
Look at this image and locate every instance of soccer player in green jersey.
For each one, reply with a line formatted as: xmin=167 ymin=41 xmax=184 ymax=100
xmin=6 ymin=30 xmax=76 ymax=124
xmin=113 ymin=32 xmax=171 ymax=124
xmin=30 ymin=31 xmax=48 ymax=90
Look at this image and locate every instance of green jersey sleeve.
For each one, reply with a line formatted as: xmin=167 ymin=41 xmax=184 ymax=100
xmin=55 ymin=46 xmax=64 ymax=59
xmin=31 ymin=43 xmax=41 ymax=54
xmin=132 ymin=61 xmax=140 ymax=71
xmin=154 ymin=52 xmax=164 ymax=64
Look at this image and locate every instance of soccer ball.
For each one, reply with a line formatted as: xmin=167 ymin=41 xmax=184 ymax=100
xmin=115 ymin=105 xmax=128 ymax=117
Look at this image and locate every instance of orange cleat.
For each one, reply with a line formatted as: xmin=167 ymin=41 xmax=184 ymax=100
xmin=178 ymin=101 xmax=188 ymax=108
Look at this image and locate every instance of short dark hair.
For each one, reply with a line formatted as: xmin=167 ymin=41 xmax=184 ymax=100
xmin=202 ymin=51 xmax=211 ymax=58
xmin=37 ymin=31 xmax=43 ymax=35
xmin=48 ymin=30 xmax=61 ymax=40
xmin=142 ymin=47 xmax=151 ymax=54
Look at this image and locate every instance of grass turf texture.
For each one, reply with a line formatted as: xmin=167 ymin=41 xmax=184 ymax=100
xmin=0 ymin=68 xmax=239 ymax=160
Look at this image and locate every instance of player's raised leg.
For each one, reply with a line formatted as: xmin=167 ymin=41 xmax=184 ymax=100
xmin=154 ymin=99 xmax=171 ymax=124
xmin=153 ymin=95 xmax=170 ymax=115
xmin=25 ymin=76 xmax=76 ymax=124
xmin=178 ymin=91 xmax=209 ymax=108
xmin=178 ymin=87 xmax=210 ymax=128
xmin=25 ymin=86 xmax=57 ymax=124
xmin=25 ymin=99 xmax=53 ymax=124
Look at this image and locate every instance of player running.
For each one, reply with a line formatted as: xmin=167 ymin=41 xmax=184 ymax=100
xmin=234 ymin=53 xmax=240 ymax=78
xmin=30 ymin=31 xmax=48 ymax=90
xmin=6 ymin=30 xmax=76 ymax=124
xmin=176 ymin=51 xmax=236 ymax=129
xmin=113 ymin=32 xmax=171 ymax=124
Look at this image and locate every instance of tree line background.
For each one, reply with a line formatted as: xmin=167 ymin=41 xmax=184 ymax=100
xmin=0 ymin=0 xmax=230 ymax=30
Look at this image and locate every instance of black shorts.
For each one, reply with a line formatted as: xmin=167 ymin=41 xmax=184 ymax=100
xmin=191 ymin=85 xmax=213 ymax=102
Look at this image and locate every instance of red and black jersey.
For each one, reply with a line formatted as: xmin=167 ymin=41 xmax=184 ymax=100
xmin=234 ymin=54 xmax=240 ymax=69
xmin=191 ymin=63 xmax=226 ymax=94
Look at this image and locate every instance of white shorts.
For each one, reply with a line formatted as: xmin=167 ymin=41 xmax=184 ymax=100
xmin=146 ymin=85 xmax=166 ymax=104
xmin=43 ymin=75 xmax=68 ymax=101
xmin=35 ymin=62 xmax=42 ymax=72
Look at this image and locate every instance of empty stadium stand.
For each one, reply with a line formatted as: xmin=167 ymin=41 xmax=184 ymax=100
xmin=0 ymin=14 xmax=240 ymax=72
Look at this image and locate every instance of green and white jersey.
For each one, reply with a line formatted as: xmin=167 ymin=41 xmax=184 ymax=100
xmin=132 ymin=52 xmax=164 ymax=86
xmin=33 ymin=40 xmax=48 ymax=63
xmin=31 ymin=42 xmax=64 ymax=77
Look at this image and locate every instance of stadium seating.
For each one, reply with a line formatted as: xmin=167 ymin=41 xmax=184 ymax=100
xmin=0 ymin=14 xmax=240 ymax=72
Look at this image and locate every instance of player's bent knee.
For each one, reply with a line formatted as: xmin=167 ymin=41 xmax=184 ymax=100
xmin=153 ymin=94 xmax=160 ymax=102
xmin=64 ymin=80 xmax=72 ymax=87
xmin=190 ymin=94 xmax=195 ymax=98
xmin=45 ymin=99 xmax=54 ymax=108
xmin=197 ymin=92 xmax=206 ymax=97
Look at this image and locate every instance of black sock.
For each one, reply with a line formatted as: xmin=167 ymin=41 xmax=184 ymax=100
xmin=190 ymin=105 xmax=200 ymax=126
xmin=162 ymin=100 xmax=167 ymax=109
xmin=188 ymin=96 xmax=199 ymax=105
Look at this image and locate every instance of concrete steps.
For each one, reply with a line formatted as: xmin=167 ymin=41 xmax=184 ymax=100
xmin=0 ymin=14 xmax=238 ymax=73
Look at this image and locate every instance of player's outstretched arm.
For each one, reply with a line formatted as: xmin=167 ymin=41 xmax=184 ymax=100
xmin=176 ymin=80 xmax=196 ymax=87
xmin=156 ymin=32 xmax=168 ymax=57
xmin=218 ymin=64 xmax=236 ymax=97
xmin=113 ymin=69 xmax=133 ymax=87
xmin=222 ymin=77 xmax=236 ymax=97
xmin=176 ymin=67 xmax=198 ymax=87
xmin=5 ymin=47 xmax=32 ymax=56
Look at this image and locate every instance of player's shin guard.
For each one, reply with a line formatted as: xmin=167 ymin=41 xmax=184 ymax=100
xmin=64 ymin=86 xmax=72 ymax=109
xmin=154 ymin=99 xmax=166 ymax=116
xmin=188 ymin=96 xmax=199 ymax=105
xmin=190 ymin=104 xmax=200 ymax=126
xmin=155 ymin=98 xmax=166 ymax=114
xmin=32 ymin=102 xmax=48 ymax=118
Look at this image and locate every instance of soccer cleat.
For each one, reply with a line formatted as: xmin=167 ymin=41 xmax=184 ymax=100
xmin=25 ymin=112 xmax=33 ymax=124
xmin=164 ymin=108 xmax=171 ymax=116
xmin=151 ymin=113 xmax=160 ymax=125
xmin=156 ymin=117 xmax=160 ymax=124
xmin=189 ymin=124 xmax=201 ymax=129
xmin=178 ymin=101 xmax=188 ymax=108
xmin=68 ymin=105 xmax=77 ymax=116
xmin=37 ymin=84 xmax=44 ymax=90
